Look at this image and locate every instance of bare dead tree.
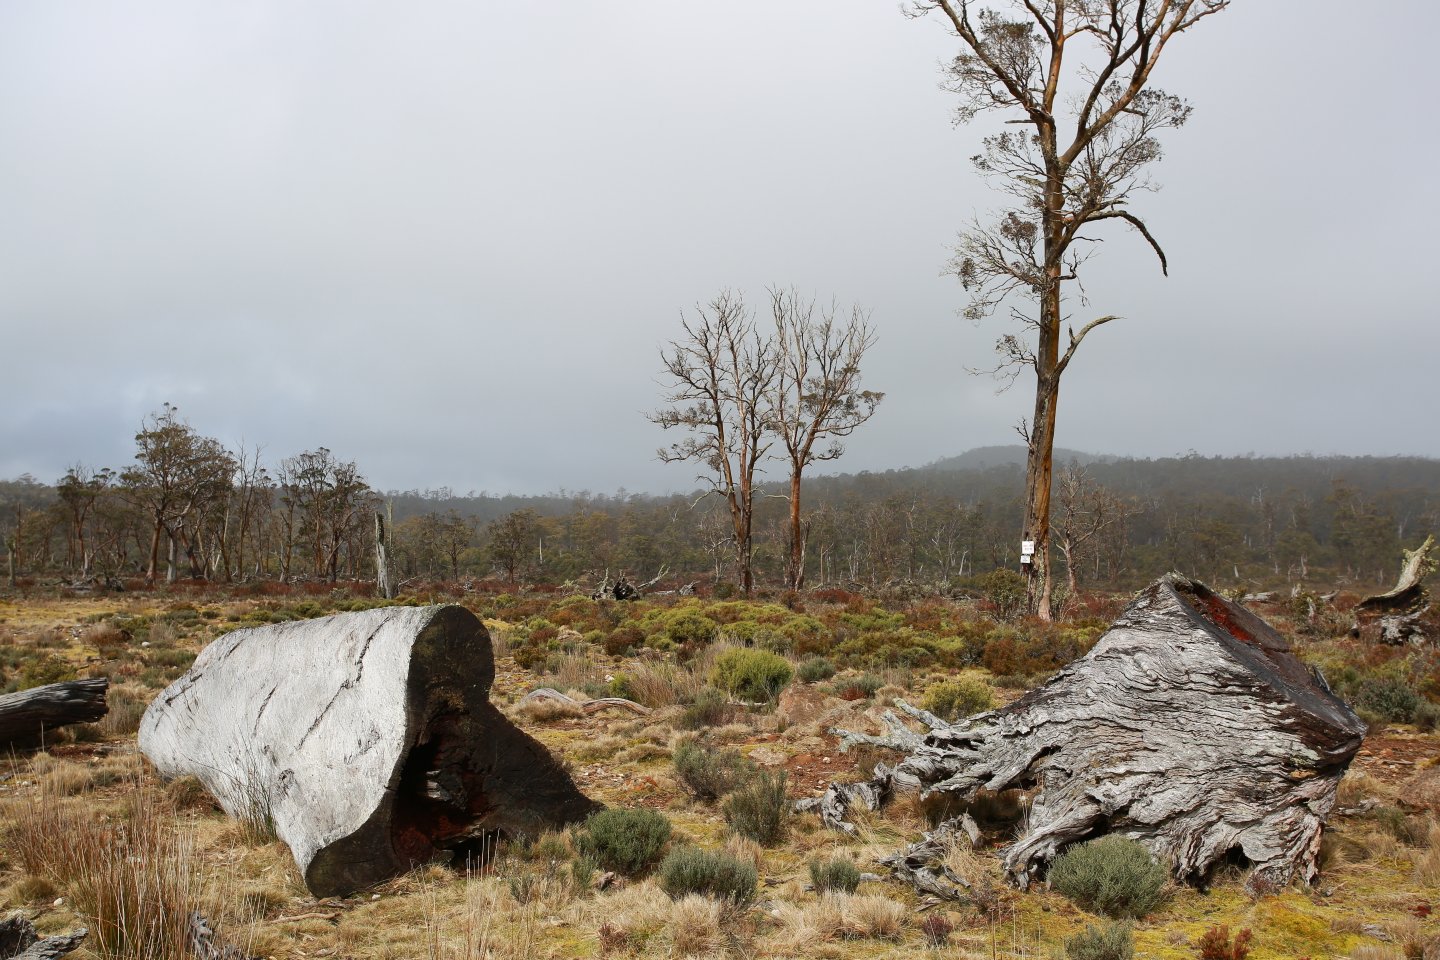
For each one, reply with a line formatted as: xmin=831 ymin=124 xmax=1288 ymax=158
xmin=911 ymin=0 xmax=1230 ymax=619
xmin=1053 ymin=461 xmax=1131 ymax=607
xmin=769 ymin=288 xmax=883 ymax=590
xmin=650 ymin=291 xmax=779 ymax=595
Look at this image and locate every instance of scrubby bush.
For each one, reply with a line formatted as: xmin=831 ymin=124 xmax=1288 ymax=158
xmin=1048 ymin=836 xmax=1167 ymax=919
xmin=796 ymin=656 xmax=837 ymax=683
xmin=1353 ymin=676 xmax=1421 ymax=724
xmin=603 ymin=625 xmax=645 ymax=657
xmin=809 ymin=856 xmax=861 ymax=894
xmin=658 ymin=847 xmax=757 ymax=905
xmin=919 ymin=913 xmax=955 ymax=948
xmin=920 ymin=676 xmax=995 ymax=721
xmin=19 ymin=655 xmax=77 ymax=690
xmin=667 ymin=611 xmax=719 ymax=647
xmin=1195 ymin=925 xmax=1251 ymax=960
xmin=982 ymin=569 xmax=1029 ymax=622
xmin=722 ymin=771 xmax=789 ymax=845
xmin=711 ymin=648 xmax=793 ymax=702
xmin=573 ymin=808 xmax=672 ymax=876
xmin=1065 ymin=922 xmax=1134 ymax=960
xmin=673 ymin=738 xmax=755 ymax=802
xmin=782 ymin=616 xmax=829 ymax=656
xmin=678 ymin=688 xmax=734 ymax=730
xmin=833 ymin=672 xmax=884 ymax=701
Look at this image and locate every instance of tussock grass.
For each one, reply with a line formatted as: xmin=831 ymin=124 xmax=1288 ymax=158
xmin=6 ymin=774 xmax=206 ymax=960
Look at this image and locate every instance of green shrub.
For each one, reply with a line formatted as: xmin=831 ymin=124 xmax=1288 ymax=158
xmin=667 ymin=611 xmax=719 ymax=647
xmin=673 ymin=738 xmax=755 ymax=802
xmin=982 ymin=569 xmax=1029 ymax=622
xmin=1414 ymin=698 xmax=1440 ymax=732
xmin=1354 ymin=676 xmax=1420 ymax=724
xmin=796 ymin=657 xmax=836 ymax=683
xmin=679 ymin=688 xmax=734 ymax=730
xmin=603 ymin=626 xmax=645 ymax=657
xmin=782 ymin=616 xmax=829 ymax=656
xmin=657 ymin=847 xmax=757 ymax=905
xmin=832 ymin=672 xmax=883 ymax=700
xmin=722 ymin=771 xmax=789 ymax=845
xmin=1048 ymin=836 xmax=1166 ymax=919
xmin=920 ymin=677 xmax=995 ymax=722
xmin=808 ymin=856 xmax=861 ymax=894
xmin=573 ymin=808 xmax=672 ymax=876
xmin=711 ymin=648 xmax=793 ymax=702
xmin=19 ymin=655 xmax=77 ymax=690
xmin=1065 ymin=921 xmax=1133 ymax=960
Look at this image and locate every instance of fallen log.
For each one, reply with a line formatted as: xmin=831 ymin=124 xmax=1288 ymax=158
xmin=800 ymin=574 xmax=1366 ymax=895
xmin=0 ymin=916 xmax=86 ymax=960
xmin=140 ymin=605 xmax=598 ymax=897
xmin=517 ymin=687 xmax=652 ymax=716
xmin=0 ymin=678 xmax=109 ymax=747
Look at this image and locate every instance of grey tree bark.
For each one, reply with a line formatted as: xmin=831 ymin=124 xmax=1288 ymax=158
xmin=1356 ymin=534 xmax=1434 ymax=645
xmin=0 ymin=678 xmax=108 ymax=746
xmin=0 ymin=917 xmax=86 ymax=960
xmin=140 ymin=605 xmax=597 ymax=896
xmin=800 ymin=575 xmax=1365 ymax=896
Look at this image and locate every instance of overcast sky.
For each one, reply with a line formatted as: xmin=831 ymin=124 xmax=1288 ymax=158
xmin=2 ymin=1 xmax=1435 ymax=495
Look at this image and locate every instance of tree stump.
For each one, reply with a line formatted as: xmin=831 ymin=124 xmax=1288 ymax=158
xmin=140 ymin=605 xmax=598 ymax=897
xmin=800 ymin=574 xmax=1366 ymax=895
xmin=0 ymin=678 xmax=109 ymax=747
xmin=1355 ymin=535 xmax=1434 ymax=645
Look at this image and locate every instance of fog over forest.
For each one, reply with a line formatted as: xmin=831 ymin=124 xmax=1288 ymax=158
xmin=2 ymin=0 xmax=1437 ymax=495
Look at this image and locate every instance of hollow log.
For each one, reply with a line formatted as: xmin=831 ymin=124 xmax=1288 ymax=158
xmin=0 ymin=678 xmax=109 ymax=747
xmin=140 ymin=605 xmax=598 ymax=897
xmin=800 ymin=574 xmax=1366 ymax=895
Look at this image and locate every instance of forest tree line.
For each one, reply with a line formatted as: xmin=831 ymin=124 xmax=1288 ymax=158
xmin=1 ymin=406 xmax=1435 ymax=596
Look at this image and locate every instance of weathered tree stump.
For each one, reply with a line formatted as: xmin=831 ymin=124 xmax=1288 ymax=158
xmin=800 ymin=574 xmax=1366 ymax=895
xmin=1356 ymin=535 xmax=1434 ymax=645
xmin=0 ymin=678 xmax=109 ymax=747
xmin=140 ymin=605 xmax=598 ymax=897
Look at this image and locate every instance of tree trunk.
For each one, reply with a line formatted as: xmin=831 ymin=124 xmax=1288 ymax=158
xmin=374 ymin=511 xmax=394 ymax=599
xmin=801 ymin=574 xmax=1365 ymax=895
xmin=0 ymin=678 xmax=109 ymax=747
xmin=140 ymin=605 xmax=597 ymax=897
xmin=787 ymin=471 xmax=805 ymax=591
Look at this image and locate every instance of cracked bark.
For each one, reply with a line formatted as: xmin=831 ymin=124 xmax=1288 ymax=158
xmin=140 ymin=605 xmax=598 ymax=896
xmin=799 ymin=575 xmax=1366 ymax=897
xmin=0 ymin=678 xmax=108 ymax=747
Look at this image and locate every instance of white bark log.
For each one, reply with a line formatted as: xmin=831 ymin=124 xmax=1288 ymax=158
xmin=0 ymin=678 xmax=108 ymax=746
xmin=140 ymin=605 xmax=597 ymax=896
xmin=801 ymin=574 xmax=1366 ymax=895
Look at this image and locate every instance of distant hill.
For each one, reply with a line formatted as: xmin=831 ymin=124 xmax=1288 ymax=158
xmin=923 ymin=445 xmax=1110 ymax=473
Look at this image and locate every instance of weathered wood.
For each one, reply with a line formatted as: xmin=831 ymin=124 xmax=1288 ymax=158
xmin=1359 ymin=535 xmax=1435 ymax=613
xmin=1356 ymin=535 xmax=1434 ymax=645
xmin=801 ymin=574 xmax=1366 ymax=895
xmin=140 ymin=605 xmax=598 ymax=897
xmin=0 ymin=678 xmax=108 ymax=747
xmin=517 ymin=687 xmax=652 ymax=716
xmin=188 ymin=912 xmax=259 ymax=960
xmin=0 ymin=916 xmax=86 ymax=960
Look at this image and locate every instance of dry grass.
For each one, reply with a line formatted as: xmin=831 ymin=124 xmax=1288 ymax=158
xmin=546 ymin=652 xmax=605 ymax=691
xmin=6 ymin=775 xmax=206 ymax=960
xmin=100 ymin=683 xmax=150 ymax=737
xmin=625 ymin=660 xmax=707 ymax=707
xmin=1415 ymin=822 xmax=1440 ymax=885
xmin=665 ymin=894 xmax=724 ymax=957
xmin=517 ymin=695 xmax=584 ymax=722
